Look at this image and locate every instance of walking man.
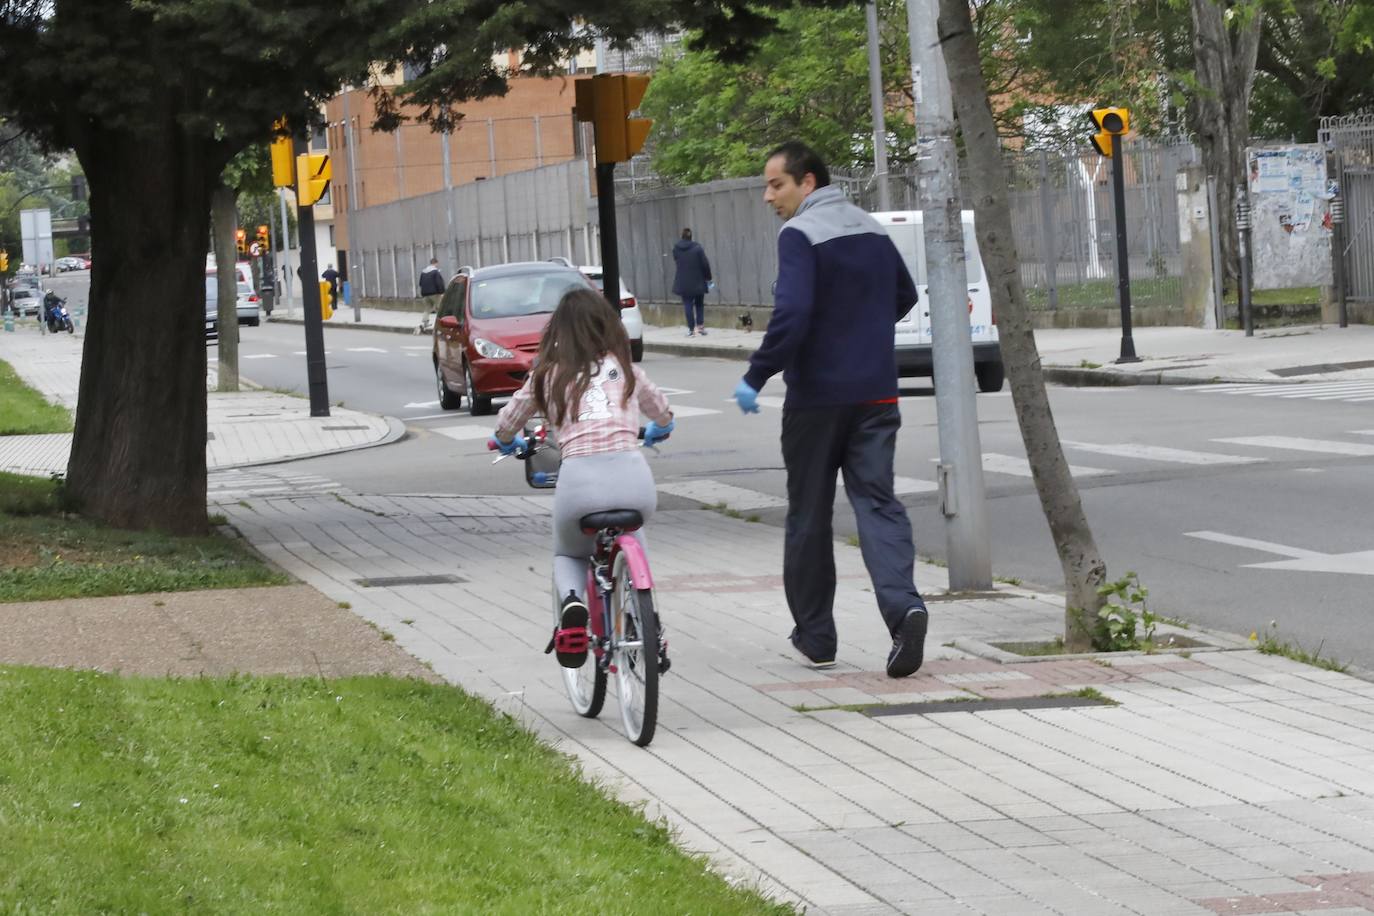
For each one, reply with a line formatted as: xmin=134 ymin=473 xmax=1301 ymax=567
xmin=418 ymin=257 xmax=445 ymax=310
xmin=732 ymin=140 xmax=929 ymax=678
xmin=671 ymin=228 xmax=712 ymax=337
xmin=321 ymin=263 xmax=340 ymax=306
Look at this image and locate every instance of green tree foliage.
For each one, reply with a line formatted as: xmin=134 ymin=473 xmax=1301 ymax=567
xmin=640 ymin=1 xmax=915 ymax=184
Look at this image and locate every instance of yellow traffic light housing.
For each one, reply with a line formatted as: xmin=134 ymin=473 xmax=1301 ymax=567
xmin=318 ymin=280 xmax=335 ymax=320
xmin=575 ymin=74 xmax=654 ymax=165
xmin=1088 ymin=107 xmax=1130 ymax=158
xmin=0 ymin=250 xmax=9 ymax=272
xmin=255 ymin=225 xmax=270 ymax=250
xmin=235 ymin=228 xmax=247 ymax=255
xmin=270 ymin=119 xmax=295 ymax=187
xmin=296 ymin=153 xmax=331 ymax=207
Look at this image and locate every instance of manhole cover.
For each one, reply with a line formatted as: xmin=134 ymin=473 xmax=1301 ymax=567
xmin=354 ymin=574 xmax=467 ymax=587
xmin=862 ymin=695 xmax=1111 ymax=717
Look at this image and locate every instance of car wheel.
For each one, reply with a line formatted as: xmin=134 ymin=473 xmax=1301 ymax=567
xmin=975 ymin=361 xmax=1005 ymax=393
xmin=465 ymin=363 xmax=492 ymax=416
xmin=436 ymin=360 xmax=461 ymax=410
xmin=631 ymin=338 xmax=643 ymax=362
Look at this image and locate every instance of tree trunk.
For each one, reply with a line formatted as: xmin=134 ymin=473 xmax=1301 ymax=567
xmin=66 ymin=125 xmax=215 ymax=535
xmin=938 ymin=0 xmax=1108 ymax=650
xmin=1190 ymin=0 xmax=1262 ymax=295
xmin=212 ymin=185 xmax=240 ymax=391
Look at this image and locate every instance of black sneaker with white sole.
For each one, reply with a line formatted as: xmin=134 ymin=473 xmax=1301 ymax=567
xmin=789 ymin=635 xmax=836 ymax=670
xmin=886 ymin=607 xmax=929 ymax=678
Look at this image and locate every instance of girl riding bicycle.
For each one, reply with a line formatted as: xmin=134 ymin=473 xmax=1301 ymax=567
xmin=490 ymin=288 xmax=675 ymax=669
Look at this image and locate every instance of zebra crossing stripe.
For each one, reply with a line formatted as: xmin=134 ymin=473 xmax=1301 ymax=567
xmin=1062 ymin=441 xmax=1264 ymax=466
xmin=656 ymin=480 xmax=788 ymax=510
xmin=981 ymin=452 xmax=1114 ymax=478
xmin=1212 ymin=436 xmax=1374 ymax=457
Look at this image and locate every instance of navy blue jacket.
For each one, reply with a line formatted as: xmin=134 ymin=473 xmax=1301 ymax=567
xmin=744 ymin=186 xmax=918 ymax=408
xmin=671 ymin=239 xmax=712 ymax=297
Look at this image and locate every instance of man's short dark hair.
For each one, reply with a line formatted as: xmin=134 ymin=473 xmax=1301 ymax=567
xmin=681 ymin=228 xmax=692 ymax=240
xmin=765 ymin=141 xmax=830 ymax=188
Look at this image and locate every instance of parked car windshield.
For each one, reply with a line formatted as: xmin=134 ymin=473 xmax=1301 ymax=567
xmin=469 ymin=270 xmax=588 ymax=319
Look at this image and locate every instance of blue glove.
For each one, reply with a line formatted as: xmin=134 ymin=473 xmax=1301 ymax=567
xmin=488 ymin=434 xmax=527 ymax=456
xmin=733 ymin=379 xmax=760 ymax=414
xmin=643 ymin=418 xmax=675 ymax=447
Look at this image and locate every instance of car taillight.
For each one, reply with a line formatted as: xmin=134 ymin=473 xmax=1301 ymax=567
xmin=967 ymin=298 xmax=974 ymax=314
xmin=621 ymin=297 xmax=635 ymax=308
xmin=248 ymin=294 xmax=259 ymax=302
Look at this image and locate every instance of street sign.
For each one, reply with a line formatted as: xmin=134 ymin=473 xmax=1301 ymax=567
xmin=249 ymin=242 xmax=263 ymax=257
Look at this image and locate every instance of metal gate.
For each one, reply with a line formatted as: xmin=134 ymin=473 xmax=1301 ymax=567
xmin=1320 ymin=112 xmax=1374 ymax=302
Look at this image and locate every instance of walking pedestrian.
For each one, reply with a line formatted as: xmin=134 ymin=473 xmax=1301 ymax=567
xmin=321 ymin=263 xmax=340 ymax=305
xmin=731 ymin=140 xmax=929 ymax=678
xmin=671 ymin=228 xmax=712 ymax=337
xmin=418 ymin=257 xmax=445 ymax=311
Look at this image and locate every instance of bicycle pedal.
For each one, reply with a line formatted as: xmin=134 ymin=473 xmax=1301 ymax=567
xmin=659 ymin=655 xmax=672 ymax=675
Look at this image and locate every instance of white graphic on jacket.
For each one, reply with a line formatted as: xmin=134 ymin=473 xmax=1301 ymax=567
xmin=578 ymin=362 xmax=617 ymax=421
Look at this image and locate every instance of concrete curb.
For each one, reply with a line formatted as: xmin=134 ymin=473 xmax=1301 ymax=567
xmin=267 ymin=316 xmax=427 ymax=337
xmin=216 ymin=415 xmax=409 ymax=471
xmin=644 ymin=339 xmax=754 ymax=361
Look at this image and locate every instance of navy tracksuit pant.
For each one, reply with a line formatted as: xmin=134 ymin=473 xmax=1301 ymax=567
xmin=781 ymin=402 xmax=925 ymax=661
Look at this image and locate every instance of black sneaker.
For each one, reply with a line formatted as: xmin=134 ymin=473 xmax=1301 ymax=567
xmin=789 ymin=635 xmax=836 ymax=670
xmin=886 ymin=607 xmax=929 ymax=678
xmin=553 ymin=592 xmax=590 ymax=669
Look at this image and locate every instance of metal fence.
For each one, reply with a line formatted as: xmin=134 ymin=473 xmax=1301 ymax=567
xmin=348 ymin=160 xmax=599 ymax=300
xmin=1321 ymin=111 xmax=1374 ymax=302
xmin=616 ymin=141 xmax=1199 ymax=311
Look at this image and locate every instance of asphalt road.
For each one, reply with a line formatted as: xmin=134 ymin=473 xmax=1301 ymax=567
xmin=225 ymin=320 xmax=1374 ymax=671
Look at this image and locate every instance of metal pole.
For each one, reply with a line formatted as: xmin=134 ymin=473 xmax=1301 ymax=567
xmin=278 ymin=188 xmax=294 ymax=318
xmin=907 ymin=0 xmax=990 ymax=590
xmin=1236 ymin=184 xmax=1254 ymax=337
xmin=1037 ymin=150 xmax=1059 ymax=310
xmin=343 ymin=95 xmax=362 ymax=323
xmin=596 ymin=162 xmax=621 ymax=311
xmin=1329 ymin=175 xmax=1348 ymax=328
xmin=865 ymin=1 xmax=891 ymax=212
xmin=1111 ymin=132 xmax=1139 ymax=361
xmin=294 ymin=134 xmax=330 ymax=417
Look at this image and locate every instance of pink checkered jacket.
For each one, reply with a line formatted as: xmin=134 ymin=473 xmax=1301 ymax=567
xmin=495 ymin=356 xmax=672 ymax=460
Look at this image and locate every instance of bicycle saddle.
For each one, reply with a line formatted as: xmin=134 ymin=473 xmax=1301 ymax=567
xmin=579 ymin=509 xmax=643 ymax=533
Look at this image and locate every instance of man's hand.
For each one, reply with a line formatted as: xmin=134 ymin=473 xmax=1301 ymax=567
xmin=733 ymin=379 xmax=760 ymax=415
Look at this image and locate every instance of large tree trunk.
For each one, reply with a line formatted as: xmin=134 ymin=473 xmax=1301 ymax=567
xmin=212 ymin=185 xmax=240 ymax=391
xmin=1190 ymin=0 xmax=1262 ymax=294
xmin=66 ymin=124 xmax=215 ymax=535
xmin=938 ymin=0 xmax=1107 ymax=650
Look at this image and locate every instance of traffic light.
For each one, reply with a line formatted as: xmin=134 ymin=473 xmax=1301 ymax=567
xmin=1088 ymin=107 xmax=1130 ymax=158
xmin=255 ymin=224 xmax=270 ymax=251
xmin=235 ymin=228 xmax=247 ymax=255
xmin=318 ymin=280 xmax=335 ymax=320
xmin=0 ymin=251 xmax=8 ymax=272
xmin=296 ymin=152 xmax=331 ymax=206
xmin=575 ymin=74 xmax=653 ymax=165
xmin=270 ymin=119 xmax=295 ymax=187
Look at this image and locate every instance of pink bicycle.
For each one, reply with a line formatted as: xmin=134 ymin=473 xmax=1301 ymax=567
xmin=491 ymin=426 xmax=669 ymax=747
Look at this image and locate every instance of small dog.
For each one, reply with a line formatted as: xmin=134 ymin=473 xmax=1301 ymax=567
xmin=738 ymin=312 xmax=754 ymax=332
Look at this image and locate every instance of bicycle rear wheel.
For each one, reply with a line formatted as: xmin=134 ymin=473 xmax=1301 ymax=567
xmin=555 ymin=585 xmax=605 ymax=718
xmin=611 ymin=551 xmax=659 ymax=747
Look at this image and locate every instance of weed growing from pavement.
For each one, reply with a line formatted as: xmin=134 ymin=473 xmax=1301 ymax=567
xmin=207 ymin=513 xmax=228 ymax=526
xmin=337 ymin=601 xmax=351 ymax=610
xmin=1093 ymin=572 xmax=1156 ymax=652
xmin=1252 ymin=621 xmax=1348 ymax=673
xmin=845 ymin=535 xmax=860 ymax=548
xmin=1078 ymin=360 xmax=1103 ymax=370
xmin=706 ymin=501 xmax=753 ymax=522
xmin=401 ymin=618 xmax=415 ymax=626
xmin=334 ymin=492 xmax=388 ymax=517
xmin=0 ymin=476 xmax=288 ymax=603
xmin=993 ymin=575 xmax=1023 ymax=587
xmin=1040 ymin=687 xmax=1118 ymax=706
xmin=0 ymin=358 xmax=72 ymax=435
xmin=0 ymin=668 xmax=789 ymax=914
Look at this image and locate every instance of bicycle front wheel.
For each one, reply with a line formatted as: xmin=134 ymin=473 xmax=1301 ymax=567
xmin=555 ymin=584 xmax=605 ymax=718
xmin=611 ymin=551 xmax=659 ymax=747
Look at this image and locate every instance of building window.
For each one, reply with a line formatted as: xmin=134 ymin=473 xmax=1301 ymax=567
xmin=328 ymin=224 xmax=336 ymax=247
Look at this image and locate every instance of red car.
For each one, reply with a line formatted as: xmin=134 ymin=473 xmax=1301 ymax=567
xmin=433 ymin=261 xmax=596 ymax=415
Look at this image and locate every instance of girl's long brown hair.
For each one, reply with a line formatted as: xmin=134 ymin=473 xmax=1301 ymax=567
xmin=532 ymin=287 xmax=637 ymax=425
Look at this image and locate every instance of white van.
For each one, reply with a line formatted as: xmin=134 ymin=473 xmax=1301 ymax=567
xmin=872 ymin=210 xmax=1004 ymax=392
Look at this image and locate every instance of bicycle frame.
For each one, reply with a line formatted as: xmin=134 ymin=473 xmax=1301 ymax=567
xmin=584 ymin=528 xmax=654 ymax=662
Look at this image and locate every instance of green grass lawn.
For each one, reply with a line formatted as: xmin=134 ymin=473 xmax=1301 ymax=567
xmin=0 ymin=668 xmax=789 ymax=914
xmin=0 ymin=472 xmax=288 ymax=602
xmin=1025 ymin=278 xmax=1179 ymax=311
xmin=0 ymin=357 xmax=73 ymax=435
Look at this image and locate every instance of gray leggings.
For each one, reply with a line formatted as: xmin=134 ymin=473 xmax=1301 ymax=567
xmin=552 ymin=450 xmax=658 ymax=602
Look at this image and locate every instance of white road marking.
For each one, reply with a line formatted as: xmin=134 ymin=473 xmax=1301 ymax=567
xmin=431 ymin=425 xmax=496 ymax=442
xmin=1184 ymin=530 xmax=1374 ymax=577
xmin=666 ymin=405 xmax=722 ymax=418
xmin=980 ymin=452 xmax=1114 ymax=478
xmin=657 ymin=387 xmax=694 ymax=396
xmin=346 ymin=347 xmax=388 ymax=353
xmin=1212 ymin=436 xmax=1374 ymax=457
xmin=723 ymin=395 xmax=786 ymax=410
xmin=401 ymin=345 xmax=432 ymax=350
xmin=1353 ymin=430 xmax=1374 ymax=437
xmin=242 ymin=353 xmax=278 ymax=360
xmin=656 ymin=480 xmax=788 ymax=511
xmin=293 ymin=350 xmax=332 ymax=356
xmin=1062 ymin=441 xmax=1264 ymax=466
xmin=404 ymin=401 xmax=440 ymax=409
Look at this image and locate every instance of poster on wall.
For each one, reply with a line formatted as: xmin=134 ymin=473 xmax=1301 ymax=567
xmin=1245 ymin=145 xmax=1332 ymax=290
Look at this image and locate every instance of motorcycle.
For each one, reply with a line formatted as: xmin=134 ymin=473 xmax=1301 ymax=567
xmin=43 ymin=294 xmax=74 ymax=334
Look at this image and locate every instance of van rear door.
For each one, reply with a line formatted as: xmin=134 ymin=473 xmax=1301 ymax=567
xmin=879 ymin=217 xmax=930 ymax=348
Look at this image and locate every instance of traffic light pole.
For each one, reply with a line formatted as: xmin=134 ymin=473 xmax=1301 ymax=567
xmin=595 ymin=163 xmax=621 ymax=312
xmin=1110 ymin=132 xmax=1139 ymax=363
xmin=294 ymin=135 xmax=330 ymax=417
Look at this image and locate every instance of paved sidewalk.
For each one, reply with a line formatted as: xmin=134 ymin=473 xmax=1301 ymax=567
xmin=0 ymin=325 xmax=403 ymax=477
xmin=221 ymin=485 xmax=1374 ymax=915
xmin=266 ymin=300 xmax=1374 ymax=386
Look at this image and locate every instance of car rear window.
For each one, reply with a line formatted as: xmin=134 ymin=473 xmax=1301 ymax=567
xmin=470 ymin=271 xmax=590 ymax=318
xmin=883 ymin=222 xmax=984 ymax=287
